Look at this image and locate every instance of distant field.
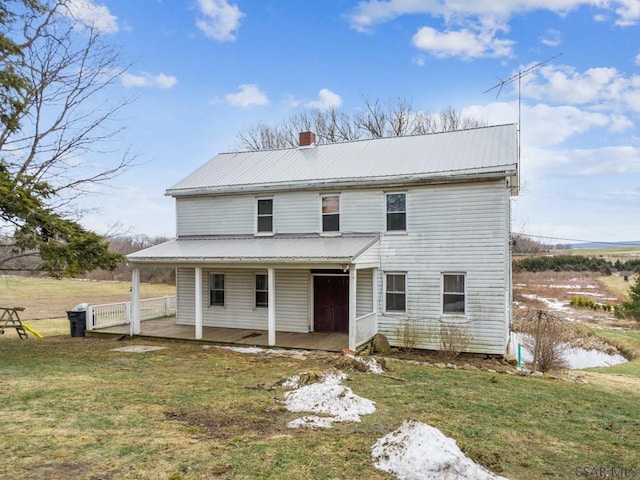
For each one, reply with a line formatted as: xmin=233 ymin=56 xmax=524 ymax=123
xmin=566 ymin=246 xmax=640 ymax=259
xmin=599 ymin=273 xmax=637 ymax=300
xmin=0 ymin=276 xmax=175 ymax=321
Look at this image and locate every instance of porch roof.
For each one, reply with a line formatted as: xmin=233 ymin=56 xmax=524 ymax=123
xmin=127 ymin=234 xmax=380 ymax=266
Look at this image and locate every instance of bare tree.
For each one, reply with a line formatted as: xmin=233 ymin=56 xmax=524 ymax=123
xmin=0 ymin=0 xmax=132 ymax=276
xmin=1 ymin=1 xmax=133 ymax=199
xmin=236 ymin=97 xmax=487 ymax=151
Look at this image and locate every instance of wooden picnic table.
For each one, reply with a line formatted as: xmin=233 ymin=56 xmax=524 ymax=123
xmin=0 ymin=306 xmax=28 ymax=339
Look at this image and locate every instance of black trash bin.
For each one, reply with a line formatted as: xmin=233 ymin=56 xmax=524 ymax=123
xmin=66 ymin=304 xmax=88 ymax=337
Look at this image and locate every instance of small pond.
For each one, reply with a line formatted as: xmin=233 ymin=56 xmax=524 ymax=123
xmin=511 ymin=333 xmax=628 ymax=369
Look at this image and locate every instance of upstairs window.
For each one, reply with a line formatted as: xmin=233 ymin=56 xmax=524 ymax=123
xmin=322 ymin=195 xmax=340 ymax=232
xmin=443 ymin=273 xmax=465 ymax=314
xmin=255 ymin=274 xmax=268 ymax=308
xmin=209 ymin=273 xmax=225 ymax=307
xmin=386 ymin=193 xmax=406 ymax=231
xmin=385 ymin=273 xmax=406 ymax=312
xmin=257 ymin=198 xmax=273 ymax=233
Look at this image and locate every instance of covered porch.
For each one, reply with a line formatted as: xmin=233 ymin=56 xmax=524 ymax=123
xmin=90 ymin=316 xmax=349 ymax=351
xmin=126 ymin=234 xmax=380 ymax=351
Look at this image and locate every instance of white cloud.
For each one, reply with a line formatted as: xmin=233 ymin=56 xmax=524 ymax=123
xmin=305 ymin=89 xmax=343 ymax=110
xmin=196 ymin=0 xmax=244 ymax=42
xmin=614 ymin=0 xmax=640 ymax=26
xmin=540 ymin=29 xmax=561 ymax=47
xmin=346 ymin=1 xmax=638 ymax=60
xmin=569 ymin=146 xmax=640 ymax=175
xmin=413 ymin=54 xmax=426 ymax=66
xmin=635 ymin=53 xmax=640 ymax=66
xmin=284 ymin=94 xmax=302 ymax=108
xmin=463 ymin=101 xmax=613 ymax=148
xmin=520 ymin=64 xmax=640 ymax=112
xmin=412 ymin=26 xmax=514 ymax=59
xmin=64 ymin=0 xmax=118 ymax=34
xmin=121 ymin=72 xmax=178 ymax=89
xmin=347 ymin=1 xmax=640 ymax=32
xmin=225 ymin=84 xmax=269 ymax=108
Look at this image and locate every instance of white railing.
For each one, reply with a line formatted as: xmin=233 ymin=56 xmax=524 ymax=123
xmin=355 ymin=311 xmax=377 ymax=347
xmin=87 ymin=295 xmax=176 ymax=330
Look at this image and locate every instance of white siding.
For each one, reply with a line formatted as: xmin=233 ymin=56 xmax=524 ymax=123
xmin=176 ymin=267 xmax=195 ymax=322
xmin=176 ymin=196 xmax=254 ymax=236
xmin=274 ymin=270 xmax=310 ymax=332
xmin=356 ymin=269 xmax=374 ymax=317
xmin=377 ymin=180 xmax=509 ymax=354
xmin=274 ymin=192 xmax=318 ymax=233
xmin=177 ymin=188 xmax=388 ymax=236
xmin=175 ymin=267 xmax=309 ymax=333
xmin=342 ymin=190 xmax=384 ymax=232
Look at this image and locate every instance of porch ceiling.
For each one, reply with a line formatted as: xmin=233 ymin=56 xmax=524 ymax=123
xmin=127 ymin=233 xmax=379 ymax=266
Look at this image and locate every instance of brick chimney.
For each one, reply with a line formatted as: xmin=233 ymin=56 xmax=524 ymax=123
xmin=299 ymin=131 xmax=316 ymax=147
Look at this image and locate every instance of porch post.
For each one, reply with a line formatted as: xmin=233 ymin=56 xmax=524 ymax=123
xmin=195 ymin=267 xmax=203 ymax=340
xmin=372 ymin=267 xmax=378 ymax=319
xmin=349 ymin=267 xmax=357 ymax=351
xmin=131 ymin=267 xmax=141 ymax=335
xmin=268 ymin=267 xmax=275 ymax=346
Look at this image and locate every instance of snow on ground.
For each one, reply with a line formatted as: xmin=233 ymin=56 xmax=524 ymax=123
xmin=344 ymin=353 xmax=385 ymax=373
xmin=520 ymin=294 xmax=570 ymax=311
xmin=283 ymin=370 xmax=376 ymax=429
xmin=213 ymin=345 xmax=311 ymax=356
xmin=372 ymin=420 xmax=508 ymax=480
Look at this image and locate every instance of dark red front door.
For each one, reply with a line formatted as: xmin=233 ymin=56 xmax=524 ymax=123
xmin=313 ymin=276 xmax=349 ymax=333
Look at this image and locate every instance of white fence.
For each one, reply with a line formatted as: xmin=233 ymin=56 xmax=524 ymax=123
xmin=87 ymin=295 xmax=176 ymax=330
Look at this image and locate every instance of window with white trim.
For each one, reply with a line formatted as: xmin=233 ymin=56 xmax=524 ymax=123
xmin=443 ymin=273 xmax=465 ymax=314
xmin=321 ymin=195 xmax=340 ymax=232
xmin=256 ymin=198 xmax=273 ymax=233
xmin=255 ymin=273 xmax=268 ymax=308
xmin=385 ymin=273 xmax=406 ymax=312
xmin=386 ymin=193 xmax=406 ymax=231
xmin=209 ymin=273 xmax=225 ymax=306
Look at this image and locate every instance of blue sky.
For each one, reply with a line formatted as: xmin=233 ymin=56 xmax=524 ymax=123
xmin=70 ymin=0 xmax=640 ymax=243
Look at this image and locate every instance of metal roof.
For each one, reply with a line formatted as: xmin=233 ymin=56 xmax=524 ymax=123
xmin=127 ymin=234 xmax=380 ymax=265
xmin=167 ymin=124 xmax=518 ymax=197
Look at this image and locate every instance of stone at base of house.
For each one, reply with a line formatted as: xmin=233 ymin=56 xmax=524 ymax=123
xmin=371 ymin=333 xmax=391 ymax=354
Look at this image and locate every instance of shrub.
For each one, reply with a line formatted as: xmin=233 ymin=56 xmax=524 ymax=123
xmin=617 ymin=276 xmax=640 ymax=321
xmin=396 ymin=319 xmax=419 ymax=352
xmin=571 ymin=296 xmax=616 ymax=312
xmin=517 ymin=310 xmax=571 ymax=372
xmin=513 ymin=255 xmax=613 ymax=274
xmin=438 ymin=322 xmax=472 ymax=360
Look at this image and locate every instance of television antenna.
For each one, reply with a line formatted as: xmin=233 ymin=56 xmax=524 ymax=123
xmin=484 ymin=53 xmax=562 ymax=192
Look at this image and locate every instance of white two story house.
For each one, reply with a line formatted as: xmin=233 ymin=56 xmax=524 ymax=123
xmin=127 ymin=124 xmax=518 ymax=354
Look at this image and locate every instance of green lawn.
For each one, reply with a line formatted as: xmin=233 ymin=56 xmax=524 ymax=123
xmin=1 ymin=335 xmax=639 ymax=480
xmin=2 ymin=277 xmax=639 ymax=479
xmin=0 ymin=275 xmax=175 ymax=321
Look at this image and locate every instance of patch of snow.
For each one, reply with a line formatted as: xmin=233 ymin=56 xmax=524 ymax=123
xmin=111 ymin=346 xmax=167 ymax=353
xmin=281 ymin=374 xmax=302 ymax=389
xmin=215 ymin=346 xmax=311 ymax=356
xmin=286 ymin=415 xmax=336 ymax=429
xmin=372 ymin=420 xmax=508 ymax=480
xmin=219 ymin=346 xmax=264 ymax=354
xmin=521 ymin=294 xmax=569 ymax=311
xmin=284 ymin=370 xmax=375 ymax=428
xmin=345 ymin=354 xmax=385 ymax=374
